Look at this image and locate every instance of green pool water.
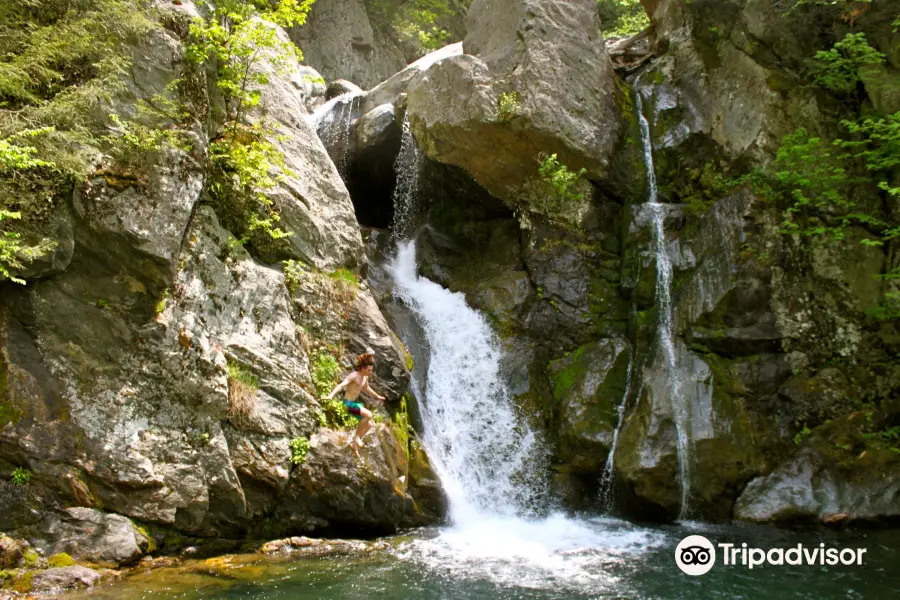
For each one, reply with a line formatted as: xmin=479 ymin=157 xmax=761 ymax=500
xmin=72 ymin=517 xmax=900 ymax=599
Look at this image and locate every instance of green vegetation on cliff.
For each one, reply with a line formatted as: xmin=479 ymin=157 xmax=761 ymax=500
xmin=597 ymin=0 xmax=649 ymax=38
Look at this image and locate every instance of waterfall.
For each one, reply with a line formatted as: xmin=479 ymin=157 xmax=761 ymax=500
xmin=311 ymin=92 xmax=361 ymax=177
xmin=597 ymin=354 xmax=634 ymax=511
xmin=390 ymin=117 xmax=423 ymax=238
xmin=388 ymin=242 xmax=546 ymax=519
xmin=636 ymin=90 xmax=692 ymax=517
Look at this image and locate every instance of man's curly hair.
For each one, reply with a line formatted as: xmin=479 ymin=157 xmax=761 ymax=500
xmin=355 ymin=352 xmax=375 ymax=370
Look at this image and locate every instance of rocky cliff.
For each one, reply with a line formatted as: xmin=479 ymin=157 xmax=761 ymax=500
xmin=0 ymin=1 xmax=444 ymax=590
xmin=316 ymin=0 xmax=900 ymax=526
xmin=2 ymin=0 xmax=900 ymax=593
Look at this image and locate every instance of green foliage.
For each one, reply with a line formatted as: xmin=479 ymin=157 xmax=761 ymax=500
xmin=187 ymin=0 xmax=313 ymax=132
xmin=322 ymin=397 xmax=357 ymax=429
xmin=289 ymin=435 xmax=309 ymax=464
xmin=328 ymin=268 xmax=359 ymax=288
xmin=772 ymin=128 xmax=867 ymax=241
xmin=808 ymin=32 xmax=884 ymax=97
xmin=0 ymin=0 xmax=159 ymax=216
xmin=793 ymin=426 xmax=812 ymax=445
xmin=518 ymin=153 xmax=590 ymax=230
xmin=154 ymin=288 xmax=170 ymax=315
xmin=370 ymin=0 xmax=457 ymax=54
xmin=311 ymin=351 xmax=340 ymax=398
xmin=539 ymin=154 xmax=587 ymax=204
xmin=10 ymin=467 xmax=31 ymax=486
xmin=283 ymin=259 xmax=307 ymax=293
xmin=596 ymin=0 xmax=649 ymax=38
xmin=228 ymin=360 xmax=259 ymax=389
xmin=497 ymin=92 xmax=521 ymax=124
xmin=188 ymin=1 xmax=314 ymax=250
xmin=208 ymin=126 xmax=293 ymax=245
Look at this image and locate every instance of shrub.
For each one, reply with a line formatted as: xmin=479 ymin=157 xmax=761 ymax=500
xmin=596 ymin=0 xmax=649 ymax=38
xmin=289 ymin=436 xmax=309 ymax=464
xmin=10 ymin=467 xmax=31 ymax=486
xmin=497 ymin=92 xmax=521 ymax=123
xmin=227 ymin=361 xmax=259 ymax=426
xmin=808 ymin=32 xmax=884 ymax=97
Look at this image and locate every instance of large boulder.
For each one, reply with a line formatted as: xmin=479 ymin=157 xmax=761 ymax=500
xmin=250 ymin=23 xmax=364 ymax=270
xmin=0 ymin=10 xmax=442 ymax=554
xmin=735 ymin=418 xmax=900 ymax=525
xmin=406 ymin=0 xmax=627 ymax=207
xmin=30 ymin=566 xmax=103 ymax=593
xmin=289 ymin=0 xmax=406 ymax=89
xmin=25 ymin=507 xmax=148 ymax=568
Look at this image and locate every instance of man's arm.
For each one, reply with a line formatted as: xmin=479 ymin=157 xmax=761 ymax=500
xmin=325 ymin=373 xmax=354 ymax=399
xmin=364 ymin=380 xmax=385 ymax=402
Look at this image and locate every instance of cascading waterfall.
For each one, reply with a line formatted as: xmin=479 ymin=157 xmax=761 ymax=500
xmin=390 ymin=117 xmax=423 ymax=239
xmin=310 ymin=92 xmax=361 ymax=177
xmin=635 ymin=90 xmax=692 ymax=517
xmin=389 ymin=242 xmax=546 ymax=519
xmin=383 ymin=129 xmax=666 ymax=594
xmin=597 ymin=355 xmax=634 ymax=511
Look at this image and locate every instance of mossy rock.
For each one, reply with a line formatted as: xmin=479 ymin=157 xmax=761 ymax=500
xmin=47 ymin=553 xmax=75 ymax=568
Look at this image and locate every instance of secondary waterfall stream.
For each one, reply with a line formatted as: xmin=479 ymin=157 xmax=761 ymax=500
xmin=311 ymin=91 xmax=362 ymax=176
xmin=635 ymin=91 xmax=692 ymax=517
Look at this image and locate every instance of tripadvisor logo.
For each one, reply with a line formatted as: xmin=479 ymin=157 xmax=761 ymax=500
xmin=675 ymin=535 xmax=868 ymax=576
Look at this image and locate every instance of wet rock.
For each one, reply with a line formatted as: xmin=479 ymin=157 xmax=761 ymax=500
xmin=550 ymin=338 xmax=631 ymax=477
xmin=615 ymin=342 xmax=772 ymax=520
xmin=404 ymin=438 xmax=448 ymax=525
xmin=293 ymin=65 xmax=328 ymax=112
xmin=327 ymin=79 xmax=364 ymax=99
xmin=735 ymin=443 xmax=900 ymax=525
xmin=361 ymin=43 xmax=464 ymax=114
xmin=289 ymin=0 xmax=406 ymax=89
xmin=356 ymin=104 xmax=399 ymax=153
xmin=0 ymin=535 xmax=30 ymax=569
xmin=258 ymin=535 xmax=388 ymax=555
xmin=276 ymin=426 xmax=415 ymax=534
xmin=26 ymin=507 xmax=147 ymax=568
xmin=407 ymin=0 xmax=626 ymax=207
xmin=30 ymin=566 xmax=103 ymax=592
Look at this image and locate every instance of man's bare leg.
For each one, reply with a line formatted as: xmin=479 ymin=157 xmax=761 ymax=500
xmin=354 ymin=408 xmax=373 ymax=446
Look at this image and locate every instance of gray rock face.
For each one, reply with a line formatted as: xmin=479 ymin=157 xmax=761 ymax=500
xmin=27 ymin=507 xmax=146 ymax=567
xmin=361 ymin=43 xmax=464 ymax=114
xmin=735 ymin=446 xmax=900 ymax=524
xmin=290 ymin=0 xmax=406 ymax=89
xmin=550 ymin=338 xmax=630 ymax=475
xmin=31 ymin=566 xmax=103 ymax=592
xmin=356 ymin=104 xmax=399 ymax=153
xmin=0 ymin=12 xmax=441 ymax=554
xmin=406 ymin=0 xmax=626 ymax=206
xmin=251 ymin=24 xmax=364 ymax=270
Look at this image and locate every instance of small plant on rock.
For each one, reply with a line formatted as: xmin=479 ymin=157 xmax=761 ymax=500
xmin=10 ymin=467 xmax=31 ymax=486
xmin=289 ymin=436 xmax=309 ymax=464
xmin=497 ymin=92 xmax=521 ymax=123
xmin=227 ymin=360 xmax=259 ymax=426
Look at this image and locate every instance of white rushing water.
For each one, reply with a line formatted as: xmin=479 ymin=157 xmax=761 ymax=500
xmin=310 ymin=91 xmax=361 ymax=177
xmin=390 ymin=117 xmax=423 ymax=239
xmin=635 ymin=91 xmax=692 ymax=517
xmin=388 ymin=242 xmax=667 ymax=591
xmin=597 ymin=355 xmax=633 ymax=511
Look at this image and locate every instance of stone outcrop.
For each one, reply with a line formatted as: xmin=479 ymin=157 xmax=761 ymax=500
xmin=289 ymin=0 xmax=406 ymax=89
xmin=406 ymin=0 xmax=628 ymax=209
xmin=0 ymin=1 xmax=443 ymax=562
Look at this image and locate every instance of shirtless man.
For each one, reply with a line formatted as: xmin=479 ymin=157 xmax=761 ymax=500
xmin=324 ymin=350 xmax=386 ymax=456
